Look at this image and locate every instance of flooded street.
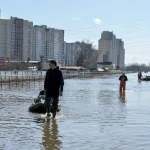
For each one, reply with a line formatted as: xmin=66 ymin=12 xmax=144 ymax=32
xmin=1 ymin=73 xmax=150 ymax=150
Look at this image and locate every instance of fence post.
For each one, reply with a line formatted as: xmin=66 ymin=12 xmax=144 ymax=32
xmin=18 ymin=75 xmax=19 ymax=83
xmin=16 ymin=76 xmax=17 ymax=86
xmin=32 ymin=71 xmax=33 ymax=79
xmin=0 ymin=76 xmax=2 ymax=89
xmin=9 ymin=76 xmax=10 ymax=87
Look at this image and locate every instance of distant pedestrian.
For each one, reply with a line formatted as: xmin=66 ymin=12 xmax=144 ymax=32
xmin=119 ymin=73 xmax=128 ymax=91
xmin=138 ymin=71 xmax=142 ymax=80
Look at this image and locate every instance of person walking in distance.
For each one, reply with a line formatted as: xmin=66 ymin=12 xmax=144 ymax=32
xmin=44 ymin=60 xmax=64 ymax=118
xmin=119 ymin=73 xmax=128 ymax=91
xmin=138 ymin=71 xmax=142 ymax=80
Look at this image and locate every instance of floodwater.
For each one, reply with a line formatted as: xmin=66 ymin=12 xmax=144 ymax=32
xmin=0 ymin=73 xmax=150 ymax=150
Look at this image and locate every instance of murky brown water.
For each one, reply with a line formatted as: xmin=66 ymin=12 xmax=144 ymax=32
xmin=1 ymin=73 xmax=150 ymax=150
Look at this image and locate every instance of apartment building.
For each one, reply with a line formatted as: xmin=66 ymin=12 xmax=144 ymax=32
xmin=64 ymin=42 xmax=74 ymax=66
xmin=54 ymin=29 xmax=64 ymax=64
xmin=33 ymin=25 xmax=46 ymax=61
xmin=98 ymin=31 xmax=125 ymax=69
xmin=116 ymin=39 xmax=125 ymax=69
xmin=0 ymin=19 xmax=11 ymax=59
xmin=10 ymin=17 xmax=33 ymax=61
xmin=33 ymin=26 xmax=64 ymax=64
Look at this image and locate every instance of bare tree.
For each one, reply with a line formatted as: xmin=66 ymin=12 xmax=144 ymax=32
xmin=76 ymin=40 xmax=99 ymax=69
xmin=125 ymin=63 xmax=148 ymax=71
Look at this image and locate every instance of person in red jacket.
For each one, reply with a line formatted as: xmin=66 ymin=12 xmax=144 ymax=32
xmin=138 ymin=71 xmax=142 ymax=80
xmin=119 ymin=73 xmax=128 ymax=91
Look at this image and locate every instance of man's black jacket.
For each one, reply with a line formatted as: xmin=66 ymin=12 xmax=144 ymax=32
xmin=119 ymin=75 xmax=128 ymax=81
xmin=44 ymin=67 xmax=64 ymax=97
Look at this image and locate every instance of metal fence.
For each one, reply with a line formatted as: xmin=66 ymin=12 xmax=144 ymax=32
xmin=0 ymin=70 xmax=45 ymax=84
xmin=0 ymin=70 xmax=127 ymax=84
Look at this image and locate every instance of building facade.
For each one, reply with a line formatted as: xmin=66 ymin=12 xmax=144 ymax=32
xmin=0 ymin=19 xmax=11 ymax=59
xmin=33 ymin=25 xmax=46 ymax=61
xmin=33 ymin=26 xmax=64 ymax=65
xmin=10 ymin=17 xmax=33 ymax=61
xmin=0 ymin=17 xmax=64 ymax=64
xmin=98 ymin=31 xmax=117 ymax=65
xmin=98 ymin=31 xmax=125 ymax=69
xmin=64 ymin=42 xmax=74 ymax=66
xmin=116 ymin=39 xmax=125 ymax=69
xmin=0 ymin=17 xmax=33 ymax=61
xmin=54 ymin=29 xmax=64 ymax=64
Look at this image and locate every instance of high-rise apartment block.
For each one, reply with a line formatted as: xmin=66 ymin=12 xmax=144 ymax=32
xmin=10 ymin=17 xmax=33 ymax=61
xmin=98 ymin=31 xmax=125 ymax=69
xmin=53 ymin=29 xmax=64 ymax=64
xmin=33 ymin=25 xmax=47 ymax=61
xmin=0 ymin=17 xmax=33 ymax=61
xmin=64 ymin=42 xmax=74 ymax=66
xmin=0 ymin=19 xmax=11 ymax=59
xmin=33 ymin=26 xmax=64 ymax=64
xmin=0 ymin=17 xmax=64 ymax=64
xmin=116 ymin=39 xmax=125 ymax=69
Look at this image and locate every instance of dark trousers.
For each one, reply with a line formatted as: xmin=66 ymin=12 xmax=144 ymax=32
xmin=138 ymin=76 xmax=142 ymax=80
xmin=44 ymin=97 xmax=58 ymax=118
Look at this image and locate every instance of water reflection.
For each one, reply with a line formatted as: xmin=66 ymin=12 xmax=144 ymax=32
xmin=42 ymin=119 xmax=62 ymax=150
xmin=119 ymin=90 xmax=126 ymax=103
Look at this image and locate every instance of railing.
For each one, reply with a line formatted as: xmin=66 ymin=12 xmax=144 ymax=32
xmin=0 ymin=70 xmax=45 ymax=84
xmin=0 ymin=70 xmax=45 ymax=78
xmin=0 ymin=70 xmax=133 ymax=84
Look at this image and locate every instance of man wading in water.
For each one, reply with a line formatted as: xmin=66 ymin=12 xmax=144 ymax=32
xmin=44 ymin=60 xmax=64 ymax=118
xmin=119 ymin=73 xmax=128 ymax=91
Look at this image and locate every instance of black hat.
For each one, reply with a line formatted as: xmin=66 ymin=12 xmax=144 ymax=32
xmin=49 ymin=60 xmax=57 ymax=66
